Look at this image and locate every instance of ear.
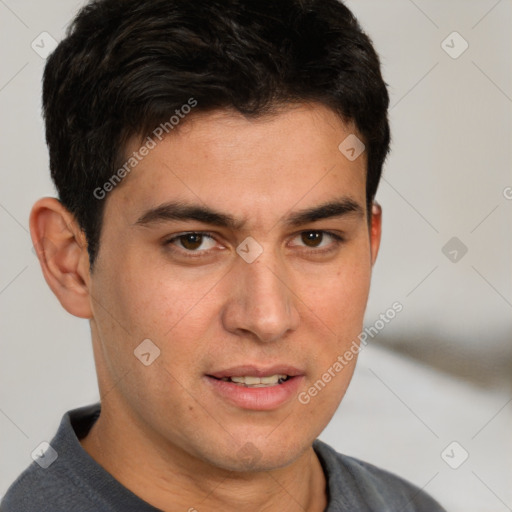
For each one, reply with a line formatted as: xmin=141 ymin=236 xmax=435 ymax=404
xmin=30 ymin=197 xmax=93 ymax=318
xmin=369 ymin=201 xmax=382 ymax=266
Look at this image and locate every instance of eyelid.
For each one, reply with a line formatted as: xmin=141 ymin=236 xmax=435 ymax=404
xmin=288 ymin=230 xmax=345 ymax=248
xmin=163 ymin=229 xmax=344 ymax=258
xmin=164 ymin=231 xmax=221 ymax=252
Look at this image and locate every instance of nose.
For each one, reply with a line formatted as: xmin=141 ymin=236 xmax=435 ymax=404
xmin=221 ymin=252 xmax=300 ymax=343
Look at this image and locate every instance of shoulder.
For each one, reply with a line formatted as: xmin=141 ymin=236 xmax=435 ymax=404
xmin=313 ymin=439 xmax=446 ymax=511
xmin=0 ymin=460 xmax=98 ymax=512
xmin=1 ymin=404 xmax=106 ymax=512
xmin=1 ymin=403 xmax=160 ymax=512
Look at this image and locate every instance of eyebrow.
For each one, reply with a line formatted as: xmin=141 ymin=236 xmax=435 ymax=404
xmin=285 ymin=198 xmax=363 ymax=227
xmin=134 ymin=198 xmax=363 ymax=229
xmin=135 ymin=202 xmax=243 ymax=229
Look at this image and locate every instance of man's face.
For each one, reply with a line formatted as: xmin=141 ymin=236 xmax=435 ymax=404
xmin=87 ymin=103 xmax=380 ymax=471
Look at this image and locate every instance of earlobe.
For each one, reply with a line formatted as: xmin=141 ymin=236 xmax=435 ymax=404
xmin=370 ymin=201 xmax=382 ymax=266
xmin=30 ymin=197 xmax=93 ymax=319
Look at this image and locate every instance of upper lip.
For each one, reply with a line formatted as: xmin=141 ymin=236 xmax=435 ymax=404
xmin=207 ymin=365 xmax=304 ymax=379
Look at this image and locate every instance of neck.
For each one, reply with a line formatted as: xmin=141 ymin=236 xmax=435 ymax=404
xmin=80 ymin=401 xmax=327 ymax=512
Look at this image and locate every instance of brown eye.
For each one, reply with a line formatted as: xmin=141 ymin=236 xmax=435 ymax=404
xmin=301 ymin=231 xmax=323 ymax=247
xmin=164 ymin=231 xmax=222 ymax=257
xmin=166 ymin=232 xmax=218 ymax=253
xmin=178 ymin=233 xmax=204 ymax=250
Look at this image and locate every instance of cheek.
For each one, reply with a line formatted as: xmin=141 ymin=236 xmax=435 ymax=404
xmin=296 ymin=265 xmax=370 ymax=430
xmin=334 ymin=265 xmax=371 ymax=328
xmin=299 ymin=257 xmax=372 ymax=335
xmin=110 ymin=255 xmax=220 ymax=339
xmin=90 ymin=259 xmax=204 ymax=379
xmin=91 ymin=259 xmax=220 ymax=417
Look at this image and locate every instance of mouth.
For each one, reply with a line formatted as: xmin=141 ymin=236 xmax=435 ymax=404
xmin=205 ymin=365 xmax=304 ymax=410
xmin=208 ymin=374 xmax=292 ymax=387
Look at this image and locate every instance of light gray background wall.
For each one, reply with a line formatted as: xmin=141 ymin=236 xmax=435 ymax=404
xmin=1 ymin=0 xmax=511 ymax=510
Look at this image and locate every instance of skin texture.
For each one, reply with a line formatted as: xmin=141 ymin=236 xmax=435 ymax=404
xmin=30 ymin=103 xmax=381 ymax=512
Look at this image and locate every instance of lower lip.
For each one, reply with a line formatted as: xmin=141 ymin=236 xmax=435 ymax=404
xmin=205 ymin=375 xmax=304 ymax=411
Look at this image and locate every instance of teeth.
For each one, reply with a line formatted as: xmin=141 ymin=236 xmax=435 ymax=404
xmin=228 ymin=374 xmax=288 ymax=386
xmin=232 ymin=376 xmax=260 ymax=385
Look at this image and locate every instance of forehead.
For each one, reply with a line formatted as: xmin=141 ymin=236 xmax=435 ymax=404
xmin=109 ymin=104 xmax=367 ymax=226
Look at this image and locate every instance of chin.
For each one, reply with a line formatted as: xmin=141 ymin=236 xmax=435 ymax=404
xmin=198 ymin=434 xmax=311 ymax=474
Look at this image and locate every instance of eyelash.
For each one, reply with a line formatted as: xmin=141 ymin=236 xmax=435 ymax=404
xmin=163 ymin=230 xmax=345 ymax=257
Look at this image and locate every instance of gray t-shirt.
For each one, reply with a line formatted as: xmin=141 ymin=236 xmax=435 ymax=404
xmin=1 ymin=403 xmax=445 ymax=511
